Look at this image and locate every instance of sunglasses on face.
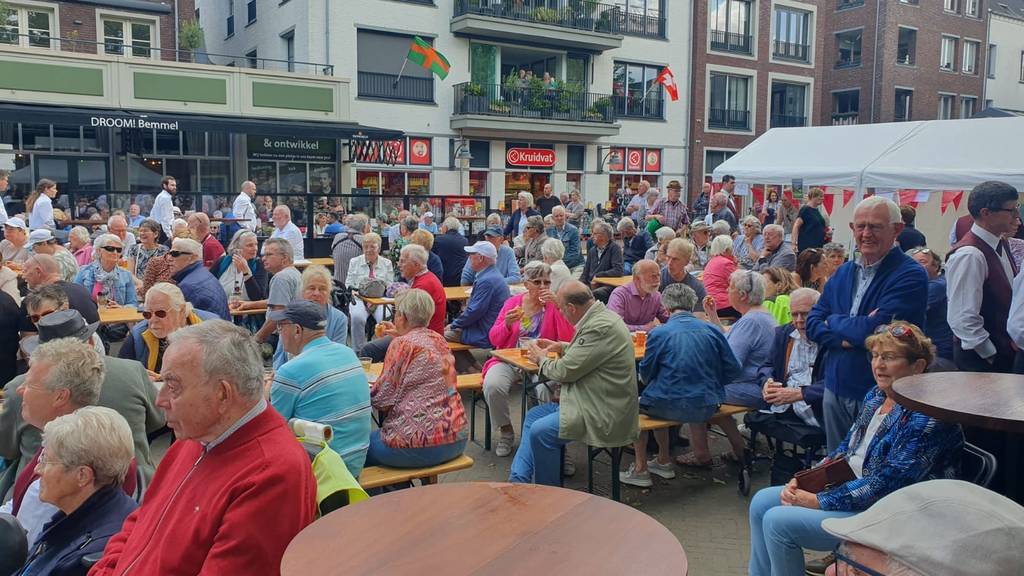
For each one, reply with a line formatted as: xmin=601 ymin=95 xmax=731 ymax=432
xmin=30 ymin=308 xmax=58 ymax=324
xmin=100 ymin=245 xmax=123 ymax=253
xmin=168 ymin=250 xmax=189 ymax=257
xmin=142 ymin=309 xmax=170 ymax=320
xmin=907 ymin=247 xmax=932 ymax=255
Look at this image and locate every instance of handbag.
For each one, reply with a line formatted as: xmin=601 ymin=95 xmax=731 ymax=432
xmin=358 ymin=278 xmax=388 ymax=298
xmin=793 ymin=455 xmax=855 ymax=493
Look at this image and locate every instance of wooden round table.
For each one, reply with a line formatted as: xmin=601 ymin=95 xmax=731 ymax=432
xmin=891 ymin=372 xmax=1024 ymax=433
xmin=280 ymin=482 xmax=687 ymax=575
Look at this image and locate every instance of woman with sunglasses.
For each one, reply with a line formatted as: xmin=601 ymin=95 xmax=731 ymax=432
xmin=797 ymin=248 xmax=830 ymax=292
xmin=482 ymin=261 xmax=574 ymax=458
xmin=907 ymin=247 xmax=955 ymax=362
xmin=748 ymin=322 xmax=963 ymax=576
xmin=73 ymin=234 xmax=137 ymax=308
xmin=120 ymin=282 xmax=218 ymax=377
xmin=733 ymin=216 xmax=766 ymax=270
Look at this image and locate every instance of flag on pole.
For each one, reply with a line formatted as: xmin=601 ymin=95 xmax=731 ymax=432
xmin=407 ymin=36 xmax=450 ymax=80
xmin=655 ymin=67 xmax=679 ymax=101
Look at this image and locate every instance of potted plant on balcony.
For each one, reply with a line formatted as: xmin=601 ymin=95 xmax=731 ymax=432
xmin=553 ymin=82 xmax=582 ymax=120
xmin=593 ymin=97 xmax=614 ymax=122
xmin=568 ymin=0 xmax=600 ymax=28
xmin=462 ymin=82 xmax=489 ymax=114
xmin=489 ymin=100 xmax=512 ymax=114
xmin=530 ymin=6 xmax=561 ymax=23
xmin=524 ymin=76 xmax=549 ymax=118
xmin=178 ymin=19 xmax=204 ymax=63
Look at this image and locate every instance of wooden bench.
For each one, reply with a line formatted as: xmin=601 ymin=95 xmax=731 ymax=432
xmin=455 ymin=373 xmax=493 ymax=452
xmin=358 ymin=455 xmax=475 ymax=490
xmin=588 ymin=405 xmax=755 ymax=502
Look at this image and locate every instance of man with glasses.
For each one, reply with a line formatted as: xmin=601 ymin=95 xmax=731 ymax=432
xmin=806 ymin=196 xmax=928 ymax=452
xmin=167 ymin=238 xmax=229 ymax=321
xmin=252 ymin=237 xmax=302 ymax=344
xmin=26 ymin=229 xmax=77 ymax=282
xmin=17 ymin=254 xmax=99 ymax=337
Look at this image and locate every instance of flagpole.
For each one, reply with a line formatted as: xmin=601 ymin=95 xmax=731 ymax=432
xmin=639 ymin=80 xmax=658 ymax=105
xmin=393 ymin=57 xmax=410 ymax=89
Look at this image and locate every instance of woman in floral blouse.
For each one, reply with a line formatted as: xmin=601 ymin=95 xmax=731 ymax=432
xmin=369 ymin=288 xmax=467 ymax=468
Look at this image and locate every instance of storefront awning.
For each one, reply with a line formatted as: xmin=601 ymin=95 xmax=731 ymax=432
xmin=0 ymin=103 xmax=403 ymax=141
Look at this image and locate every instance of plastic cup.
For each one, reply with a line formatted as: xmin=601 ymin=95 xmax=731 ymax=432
xmin=359 ymin=357 xmax=373 ymax=371
xmin=635 ymin=331 xmax=647 ymax=347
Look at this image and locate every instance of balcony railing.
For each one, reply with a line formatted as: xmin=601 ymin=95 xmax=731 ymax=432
xmin=613 ymin=90 xmax=664 ymax=119
xmin=832 ymin=112 xmax=859 ymax=125
xmin=358 ymin=71 xmax=434 ymax=103
xmin=708 ymin=108 xmax=750 ymax=130
xmin=710 ymin=29 xmax=752 ymax=54
xmin=770 ymin=114 xmax=806 ymax=127
xmin=453 ymin=82 xmax=616 ymax=124
xmin=453 ymin=0 xmax=666 ymax=39
xmin=773 ymin=40 xmax=809 ymax=62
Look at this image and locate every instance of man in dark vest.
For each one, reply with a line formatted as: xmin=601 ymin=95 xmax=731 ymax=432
xmin=945 ymin=181 xmax=1020 ymax=373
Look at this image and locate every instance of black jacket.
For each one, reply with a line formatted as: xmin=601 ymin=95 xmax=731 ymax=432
xmin=432 ymin=231 xmax=468 ymax=287
xmin=581 ymin=241 xmax=624 ymax=285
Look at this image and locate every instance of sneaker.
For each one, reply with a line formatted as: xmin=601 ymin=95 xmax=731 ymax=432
xmin=804 ymin=552 xmax=836 ymax=575
xmin=495 ymin=433 xmax=514 ymax=457
xmin=562 ymin=452 xmax=576 ymax=477
xmin=646 ymin=458 xmax=676 ymax=480
xmin=619 ymin=463 xmax=653 ymax=488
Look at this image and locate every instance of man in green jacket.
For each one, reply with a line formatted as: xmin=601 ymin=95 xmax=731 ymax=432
xmin=509 ymin=281 xmax=639 ymax=486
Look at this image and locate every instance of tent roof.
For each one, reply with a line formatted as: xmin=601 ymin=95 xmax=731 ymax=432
xmin=712 ymin=117 xmax=1024 ymax=191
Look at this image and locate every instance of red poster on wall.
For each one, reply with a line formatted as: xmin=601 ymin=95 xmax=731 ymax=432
xmin=608 ymin=147 xmax=625 ymax=171
xmin=409 ymin=137 xmax=431 ymax=166
xmin=644 ymin=149 xmax=661 ymax=172
xmin=626 ymin=148 xmax=643 ymax=172
xmin=389 ymin=139 xmax=406 ymax=165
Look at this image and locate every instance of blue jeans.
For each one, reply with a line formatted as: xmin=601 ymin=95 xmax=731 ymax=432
xmin=748 ymin=485 xmax=854 ymax=576
xmin=365 ymin=430 xmax=467 ymax=469
xmin=823 ymin=389 xmax=863 ymax=452
xmin=725 ymin=382 xmax=768 ymax=410
xmin=508 ymin=403 xmax=568 ymax=486
xmin=623 ymin=261 xmax=634 ymax=275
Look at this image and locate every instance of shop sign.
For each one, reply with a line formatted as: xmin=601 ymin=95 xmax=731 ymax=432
xmin=506 ymin=147 xmax=556 ymax=168
xmin=608 ymin=147 xmax=625 ymax=172
xmin=247 ymin=135 xmax=337 ymax=162
xmin=409 ymin=137 xmax=431 ymax=166
xmin=645 ymin=149 xmax=661 ymax=172
xmin=90 ymin=115 xmax=179 ymax=130
xmin=626 ymin=148 xmax=643 ymax=172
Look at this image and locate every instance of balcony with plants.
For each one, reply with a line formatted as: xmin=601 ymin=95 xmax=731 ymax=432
xmin=452 ymin=0 xmax=632 ymax=52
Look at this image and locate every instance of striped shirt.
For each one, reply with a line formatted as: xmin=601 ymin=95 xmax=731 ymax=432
xmin=271 ymin=336 xmax=372 ymax=476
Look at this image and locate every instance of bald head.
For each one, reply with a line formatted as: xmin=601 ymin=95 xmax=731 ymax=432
xmin=31 ymin=254 xmax=59 ymax=276
xmin=187 ymin=212 xmax=211 ymax=237
xmin=557 ymin=281 xmax=595 ymax=325
xmin=23 ymin=253 xmax=60 ymax=289
xmin=241 ymin=180 xmax=256 ymax=196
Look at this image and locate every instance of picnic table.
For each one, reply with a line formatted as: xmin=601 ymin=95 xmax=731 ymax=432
xmin=444 ymin=284 xmax=525 ymax=302
xmin=280 ymin=482 xmax=687 ymax=576
xmin=98 ymin=306 xmax=144 ymax=325
xmin=593 ymin=275 xmax=633 ymax=288
xmin=294 ymin=258 xmax=334 ymax=268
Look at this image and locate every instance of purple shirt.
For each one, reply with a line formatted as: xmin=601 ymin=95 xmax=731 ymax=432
xmin=607 ymin=282 xmax=669 ymax=331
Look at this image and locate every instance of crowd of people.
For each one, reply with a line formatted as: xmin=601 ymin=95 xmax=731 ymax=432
xmin=0 ymin=170 xmax=1022 ymax=575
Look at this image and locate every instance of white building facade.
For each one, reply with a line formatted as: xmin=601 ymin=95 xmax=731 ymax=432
xmin=199 ymin=0 xmax=691 ymax=216
xmin=984 ymin=0 xmax=1024 ymax=113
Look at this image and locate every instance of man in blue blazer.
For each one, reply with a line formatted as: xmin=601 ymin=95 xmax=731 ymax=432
xmin=805 ymin=197 xmax=928 ymax=451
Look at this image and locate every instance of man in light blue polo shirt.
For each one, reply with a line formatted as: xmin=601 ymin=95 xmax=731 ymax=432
xmin=270 ymin=300 xmax=372 ymax=476
xmin=461 ymin=227 xmax=521 ymax=285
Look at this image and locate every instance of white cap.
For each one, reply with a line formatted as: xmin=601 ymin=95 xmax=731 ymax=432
xmin=464 ymin=240 xmax=497 ymax=260
xmin=4 ymin=216 xmax=25 ymax=230
xmin=27 ymin=228 xmax=54 ymax=246
xmin=423 ymin=211 xmax=434 ymax=219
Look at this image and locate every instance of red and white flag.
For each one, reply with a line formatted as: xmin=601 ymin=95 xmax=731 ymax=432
xmin=655 ymin=67 xmax=679 ymax=102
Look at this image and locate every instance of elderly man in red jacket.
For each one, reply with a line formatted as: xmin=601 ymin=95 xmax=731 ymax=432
xmin=90 ymin=320 xmax=316 ymax=576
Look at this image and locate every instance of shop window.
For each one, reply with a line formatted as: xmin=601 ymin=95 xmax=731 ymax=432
xmin=182 ymin=131 xmax=206 ymax=156
xmin=0 ymin=6 xmax=53 ymax=48
xmin=208 ymin=132 xmax=230 ymax=157
xmin=165 ymin=158 xmax=197 ymax=192
xmin=200 ymin=159 xmax=231 ymax=194
xmin=52 ymin=125 xmax=81 ymax=152
xmin=309 ymin=165 xmax=337 ymax=195
xmin=250 ymin=162 xmax=278 ymax=196
xmin=280 ymin=162 xmax=307 ymax=195
xmin=567 ymin=144 xmax=585 ymax=172
xmin=155 ymin=130 xmax=180 ymax=156
xmin=469 ymin=171 xmax=488 ymax=196
xmin=470 ymin=140 xmax=490 ymax=169
xmin=102 ymin=18 xmax=156 ymax=58
xmin=408 ymin=172 xmax=430 ymax=196
xmin=82 ymin=127 xmax=109 ymax=153
xmin=129 ymin=157 xmax=163 ymax=195
xmin=21 ymin=124 xmax=50 ymax=150
xmin=566 ymin=173 xmax=582 ymax=196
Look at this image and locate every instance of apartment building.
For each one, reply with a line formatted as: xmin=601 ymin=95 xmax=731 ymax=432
xmin=821 ymin=0 xmax=987 ymax=126
xmin=199 ymin=0 xmax=691 ymax=216
xmin=983 ymin=0 xmax=1024 ymax=113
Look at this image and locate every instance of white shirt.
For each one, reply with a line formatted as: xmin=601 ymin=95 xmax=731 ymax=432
xmin=848 ymin=407 xmax=886 ymax=478
xmin=0 ymin=195 xmax=8 ymax=224
xmin=151 ymin=190 xmax=175 ymax=236
xmin=270 ymin=221 xmax=305 ymax=260
xmin=945 ymin=224 xmax=1014 ymax=359
xmin=1008 ymin=266 xmax=1024 ymax=349
xmin=233 ymin=192 xmax=259 ymax=232
xmin=29 ymin=194 xmax=53 ymax=229
xmin=764 ymin=329 xmax=820 ymax=428
xmin=0 ymin=478 xmax=57 ymax=550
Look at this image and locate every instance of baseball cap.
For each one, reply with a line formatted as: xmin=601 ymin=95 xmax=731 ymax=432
xmin=21 ymin=309 xmax=99 ymax=356
xmin=267 ymin=300 xmax=327 ymax=330
xmin=482 ymin=226 xmax=503 ymax=238
xmin=821 ymin=479 xmax=1024 ymax=576
xmin=4 ymin=216 xmax=25 ymax=230
xmin=27 ymin=228 xmax=55 ymax=247
xmin=464 ymin=240 xmax=498 ymax=260
xmin=423 ymin=211 xmax=434 ymax=219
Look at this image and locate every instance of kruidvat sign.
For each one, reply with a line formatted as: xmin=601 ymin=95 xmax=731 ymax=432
xmin=247 ymin=135 xmax=337 ymax=162
xmin=506 ymin=147 xmax=556 ymax=168
xmin=90 ymin=115 xmax=180 ymax=130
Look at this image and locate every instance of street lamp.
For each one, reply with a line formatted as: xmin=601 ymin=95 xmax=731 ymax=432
xmin=596 ymin=146 xmax=622 ymax=174
xmin=455 ymin=140 xmax=473 ymax=196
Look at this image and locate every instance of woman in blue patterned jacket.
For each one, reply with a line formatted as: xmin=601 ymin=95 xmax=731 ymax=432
xmin=747 ymin=321 xmax=963 ymax=576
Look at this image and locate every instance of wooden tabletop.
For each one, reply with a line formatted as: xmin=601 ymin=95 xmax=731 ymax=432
xmin=209 ymin=217 xmax=247 ymax=223
xmin=891 ymin=372 xmax=1024 ymax=433
xmin=294 ymin=258 xmax=334 ymax=268
xmin=97 ymin=306 xmax=144 ymax=325
xmin=493 ymin=343 xmax=644 ymax=372
xmin=444 ymin=284 xmax=525 ymax=302
xmin=593 ymin=275 xmax=633 ymax=288
xmin=230 ymin=306 xmax=267 ymax=316
xmin=280 ymin=482 xmax=687 ymax=576
xmin=360 ymin=295 xmax=395 ymax=307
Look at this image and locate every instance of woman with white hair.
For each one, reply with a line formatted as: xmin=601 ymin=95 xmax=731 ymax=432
xmin=702 ymin=234 xmax=738 ymax=317
xmin=17 ymin=407 xmax=137 ymax=575
xmin=211 ymin=229 xmax=268 ymax=306
xmin=346 ymin=232 xmax=394 ymax=350
xmin=370 ymin=289 xmax=468 ymax=468
xmin=273 ymin=265 xmax=349 ymax=369
xmin=73 ymin=234 xmax=137 ymax=307
xmin=68 ymin=226 xmax=93 ymax=267
xmin=733 ymin=216 xmax=765 ymax=270
xmin=120 ymin=282 xmax=218 ymax=374
xmin=540 ymin=237 xmax=572 ymax=292
xmin=503 ymin=191 xmax=540 ymax=239
xmin=646 ymin=226 xmax=676 ymax=264
xmin=515 ymin=215 xmax=546 ymax=267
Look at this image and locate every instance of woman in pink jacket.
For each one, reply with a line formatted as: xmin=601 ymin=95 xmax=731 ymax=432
xmin=483 ymin=261 xmax=575 ymax=457
xmin=703 ymin=234 xmax=740 ymax=318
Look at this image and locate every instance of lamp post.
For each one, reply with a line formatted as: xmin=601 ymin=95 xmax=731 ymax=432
xmin=454 ymin=140 xmax=473 ymax=196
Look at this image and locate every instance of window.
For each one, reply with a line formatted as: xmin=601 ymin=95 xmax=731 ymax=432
xmin=709 ymin=0 xmax=753 ymax=54
xmin=614 ymin=0 xmax=666 ymax=38
xmin=773 ymin=7 xmax=811 ymax=62
xmin=938 ymin=94 xmax=955 ymax=119
xmin=895 ymin=88 xmax=913 ymax=121
xmin=246 ymin=49 xmax=258 ymax=69
xmin=965 ymin=0 xmax=980 ymax=16
xmin=282 ymin=31 xmax=295 ymax=73
xmin=708 ymin=72 xmax=751 ymax=130
xmin=960 ymin=96 xmax=976 ymax=118
xmin=963 ymin=40 xmax=979 ymax=74
xmin=705 ymin=150 xmax=737 ymax=179
xmin=227 ymin=0 xmax=234 ymax=37
xmin=944 ymin=0 xmax=959 ymax=12
xmin=102 ymin=19 xmax=155 ymax=58
xmin=357 ymin=30 xmax=434 ymax=103
xmin=832 ymin=89 xmax=859 ymax=124
xmin=838 ymin=0 xmax=864 ymax=9
xmin=836 ymin=29 xmax=862 ymax=68
xmin=770 ymin=82 xmax=807 ymax=127
xmin=940 ymin=36 xmax=957 ymax=71
xmin=0 ymin=6 xmax=53 ymax=48
xmin=897 ymin=28 xmax=916 ymax=65
xmin=988 ymin=44 xmax=997 ymax=78
xmin=612 ymin=62 xmax=665 ymax=119
xmin=247 ymin=0 xmax=256 ymax=24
